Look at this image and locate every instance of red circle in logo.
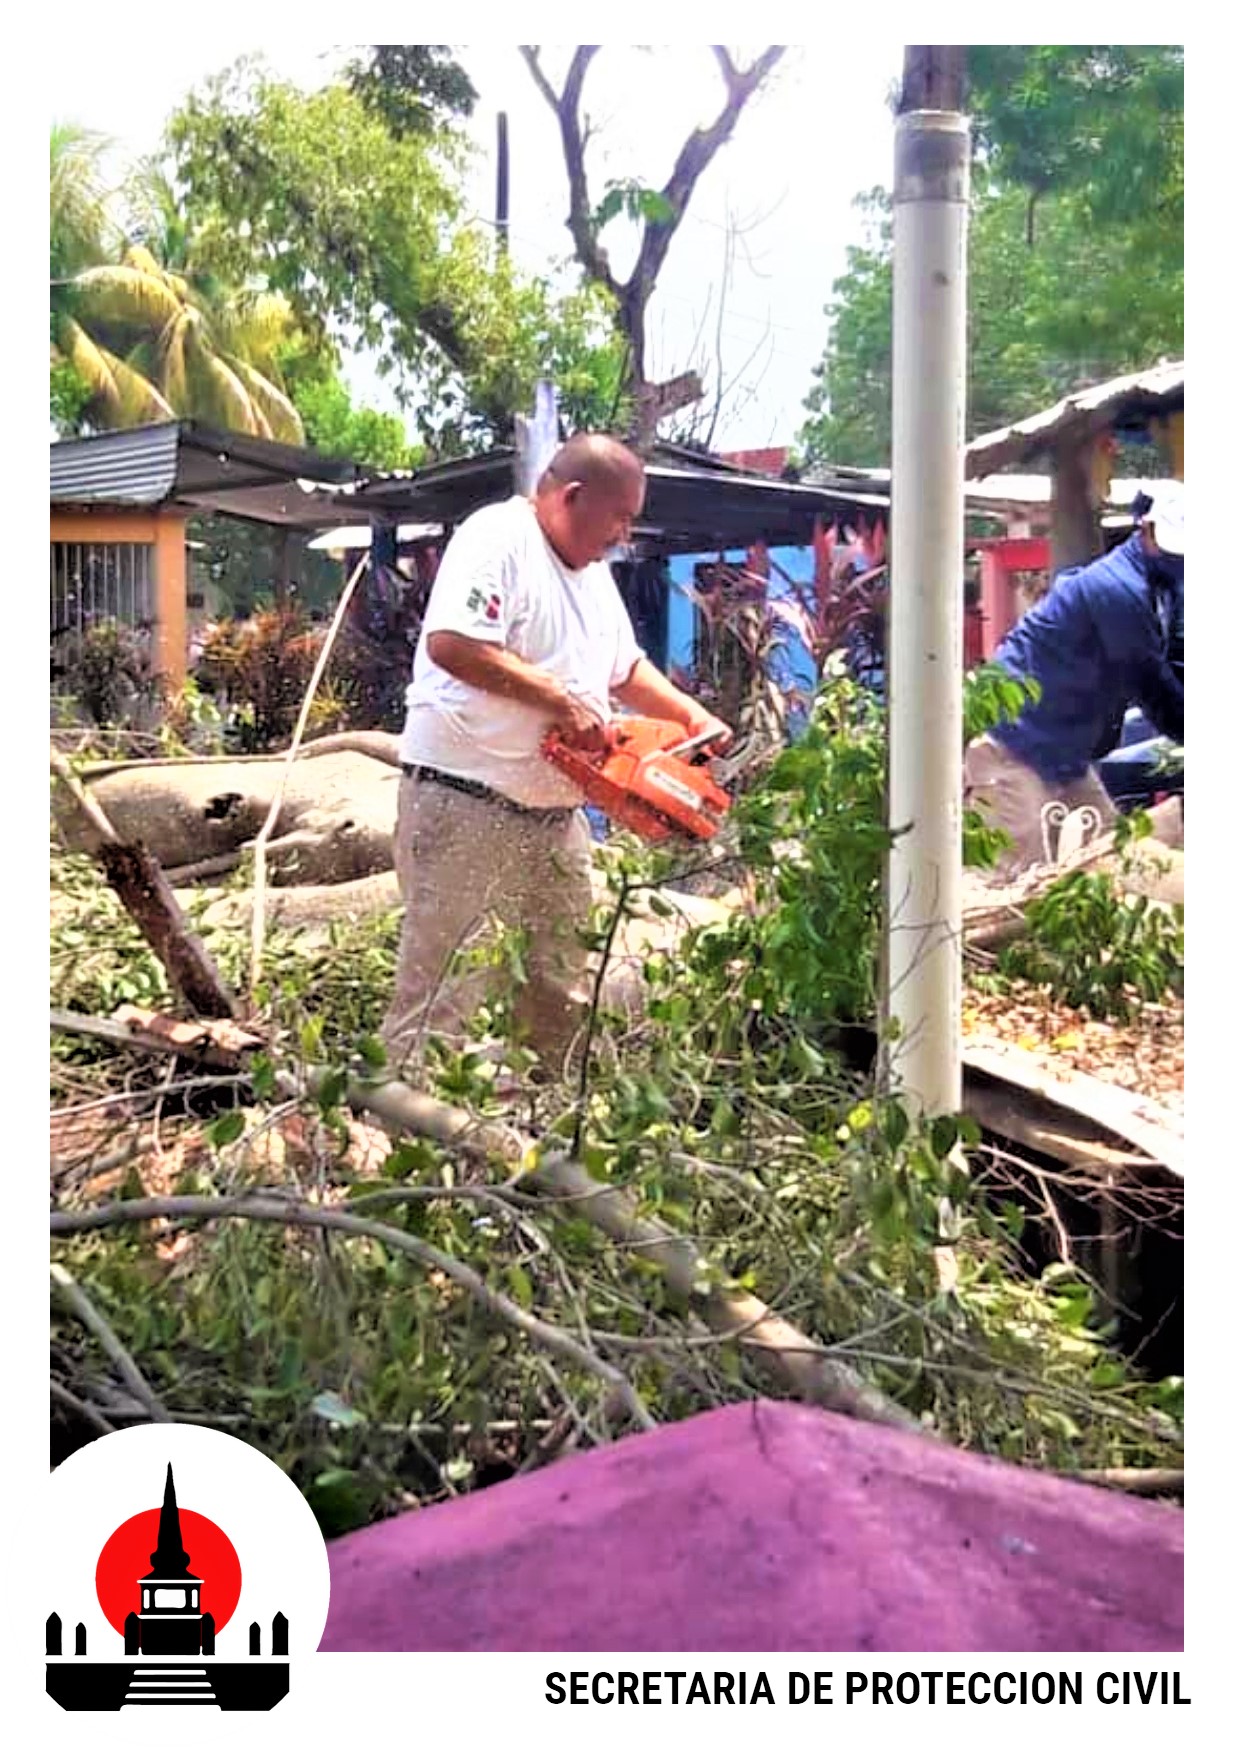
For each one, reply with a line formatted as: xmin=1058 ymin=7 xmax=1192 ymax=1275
xmin=95 ymin=1509 xmax=242 ymax=1636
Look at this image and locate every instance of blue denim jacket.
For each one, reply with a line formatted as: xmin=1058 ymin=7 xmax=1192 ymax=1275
xmin=991 ymin=535 xmax=1183 ymax=782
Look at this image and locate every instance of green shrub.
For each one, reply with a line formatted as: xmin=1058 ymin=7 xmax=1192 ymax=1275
xmin=998 ymin=869 xmax=1183 ymax=1021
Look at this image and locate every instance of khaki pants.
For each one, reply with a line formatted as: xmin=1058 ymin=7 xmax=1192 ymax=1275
xmin=381 ymin=774 xmax=593 ymax=1078
xmin=962 ymin=735 xmax=1116 ymax=880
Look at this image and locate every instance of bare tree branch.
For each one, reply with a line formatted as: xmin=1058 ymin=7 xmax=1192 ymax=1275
xmin=51 ymin=1262 xmax=173 ymax=1423
xmin=520 ymin=46 xmax=617 ymax=297
xmin=623 ymin=46 xmax=787 ymax=366
xmin=522 ymin=43 xmax=785 ymax=411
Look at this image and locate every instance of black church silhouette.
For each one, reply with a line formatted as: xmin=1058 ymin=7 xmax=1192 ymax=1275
xmin=46 ymin=1460 xmax=292 ymax=1712
xmin=123 ymin=1464 xmax=214 ymax=1656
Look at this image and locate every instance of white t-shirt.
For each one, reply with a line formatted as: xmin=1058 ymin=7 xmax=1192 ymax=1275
xmin=399 ymin=495 xmax=644 ymax=807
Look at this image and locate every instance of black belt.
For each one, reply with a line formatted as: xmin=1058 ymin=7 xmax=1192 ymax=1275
xmin=402 ymin=763 xmax=576 ymax=821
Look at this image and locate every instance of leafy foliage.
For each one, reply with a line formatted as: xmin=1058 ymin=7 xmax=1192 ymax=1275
xmin=705 ymin=674 xmax=892 ymax=1028
xmin=280 ymin=343 xmax=421 ymax=471
xmin=968 ymin=46 xmax=1184 ymax=238
xmin=591 ymin=179 xmax=677 ymax=234
xmin=50 ymin=353 xmax=93 ymax=434
xmin=50 ymin=127 xmax=325 ymax=440
xmin=166 ymin=61 xmax=624 ymax=447
xmin=50 ymin=123 xmax=119 ymax=281
xmin=194 ymin=609 xmax=338 ymax=750
xmin=50 ymin=821 xmax=1184 ymax=1524
xmin=801 ymin=47 xmax=1183 ymax=466
xmin=51 ymin=620 xmax=157 ymax=728
xmin=998 ymin=869 xmax=1183 ymax=1022
xmin=346 ymin=44 xmax=478 ymax=139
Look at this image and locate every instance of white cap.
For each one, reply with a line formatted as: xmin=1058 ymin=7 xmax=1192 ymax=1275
xmin=1145 ymin=479 xmax=1185 ymax=556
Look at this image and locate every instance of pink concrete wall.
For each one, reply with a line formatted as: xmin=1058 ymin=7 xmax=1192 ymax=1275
xmin=321 ymin=1400 xmax=1181 ymax=1653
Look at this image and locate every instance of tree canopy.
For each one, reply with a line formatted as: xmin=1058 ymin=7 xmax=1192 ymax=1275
xmin=166 ymin=59 xmax=624 ymax=450
xmin=800 ymin=46 xmax=1183 ymax=468
xmin=345 ymin=44 xmax=478 ymax=139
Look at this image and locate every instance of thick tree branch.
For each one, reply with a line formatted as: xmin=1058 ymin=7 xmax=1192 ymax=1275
xmin=627 ymin=47 xmax=786 ymax=325
xmin=48 ymin=1011 xmax=918 ymax=1433
xmin=50 ymin=748 xmax=238 ymax=1020
xmin=523 ymin=43 xmax=783 ymax=399
xmin=520 ymin=46 xmax=617 ymax=297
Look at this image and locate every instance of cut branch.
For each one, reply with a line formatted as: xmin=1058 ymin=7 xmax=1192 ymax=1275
xmin=1072 ymin=1467 xmax=1183 ymax=1496
xmin=49 ymin=1010 xmax=923 ymax=1435
xmin=348 ymin=1076 xmax=922 ymax=1434
xmin=50 ymin=748 xmax=238 ymax=1019
xmin=50 ymin=1194 xmax=655 ymax=1434
xmin=51 ymin=1262 xmax=172 ymax=1422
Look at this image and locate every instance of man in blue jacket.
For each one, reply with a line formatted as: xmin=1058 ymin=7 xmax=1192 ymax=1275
xmin=963 ymin=481 xmax=1184 ymax=877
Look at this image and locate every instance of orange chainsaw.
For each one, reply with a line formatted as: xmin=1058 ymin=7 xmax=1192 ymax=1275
xmin=542 ymin=716 xmax=732 ymax=843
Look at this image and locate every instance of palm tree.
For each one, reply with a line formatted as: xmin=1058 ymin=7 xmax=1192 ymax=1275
xmin=51 ymin=129 xmax=305 ymax=441
xmin=50 ymin=123 xmax=118 ymax=278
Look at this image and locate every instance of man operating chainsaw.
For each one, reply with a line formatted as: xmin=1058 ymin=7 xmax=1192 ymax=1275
xmin=380 ymin=433 xmax=731 ymax=1079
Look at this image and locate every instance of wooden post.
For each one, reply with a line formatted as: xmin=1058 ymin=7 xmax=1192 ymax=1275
xmin=1049 ymin=434 xmax=1104 ymax=573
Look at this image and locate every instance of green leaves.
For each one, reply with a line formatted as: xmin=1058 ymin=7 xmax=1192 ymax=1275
xmin=209 ymin=1110 xmax=246 ymax=1149
xmin=998 ymin=869 xmax=1183 ymax=1022
xmin=801 ymin=59 xmax=1183 ymax=470
xmin=591 ymin=179 xmax=677 ymax=234
xmin=166 ymin=64 xmax=626 ymax=445
xmin=311 ymin=1390 xmax=366 ymax=1429
xmin=963 ymin=664 xmax=1040 ymax=743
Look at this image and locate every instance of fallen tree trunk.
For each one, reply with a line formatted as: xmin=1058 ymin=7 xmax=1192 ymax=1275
xmin=61 ymin=747 xmax=401 ymax=886
xmin=79 ymin=728 xmax=402 ymax=781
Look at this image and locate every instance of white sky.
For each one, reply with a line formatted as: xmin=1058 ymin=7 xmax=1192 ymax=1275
xmin=49 ymin=40 xmax=904 ymax=449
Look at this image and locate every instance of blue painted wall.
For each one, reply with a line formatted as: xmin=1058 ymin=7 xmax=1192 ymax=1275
xmin=666 ymin=546 xmax=818 ymax=710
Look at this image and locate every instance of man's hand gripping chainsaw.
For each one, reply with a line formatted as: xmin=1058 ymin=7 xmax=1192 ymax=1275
xmin=541 ymin=715 xmax=732 ymax=843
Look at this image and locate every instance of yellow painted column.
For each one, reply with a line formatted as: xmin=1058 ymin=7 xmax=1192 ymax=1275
xmin=152 ymin=514 xmax=188 ymax=687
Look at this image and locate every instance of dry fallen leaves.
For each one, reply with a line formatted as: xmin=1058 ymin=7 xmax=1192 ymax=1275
xmin=963 ymin=979 xmax=1183 ymax=1113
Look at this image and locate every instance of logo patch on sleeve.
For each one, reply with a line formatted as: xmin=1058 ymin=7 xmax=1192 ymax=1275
xmin=465 ymin=586 xmax=502 ymax=623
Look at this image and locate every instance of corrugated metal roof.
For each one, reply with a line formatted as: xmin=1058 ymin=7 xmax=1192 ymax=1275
xmin=347 ymin=446 xmax=890 ymax=552
xmin=50 ymin=421 xmax=363 ymax=523
xmin=50 ymin=422 xmax=181 ymax=506
xmin=965 ymin=361 xmax=1184 ymax=476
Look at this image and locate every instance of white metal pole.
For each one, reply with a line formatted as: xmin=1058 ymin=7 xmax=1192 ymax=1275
xmin=886 ymin=98 xmax=970 ymax=1116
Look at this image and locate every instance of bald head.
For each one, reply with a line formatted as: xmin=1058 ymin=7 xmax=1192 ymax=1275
xmin=539 ymin=433 xmax=645 ymax=498
xmin=534 ymin=433 xmax=646 ymax=569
